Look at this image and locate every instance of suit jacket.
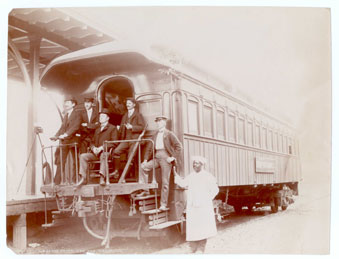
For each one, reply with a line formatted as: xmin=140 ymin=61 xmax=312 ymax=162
xmin=144 ymin=129 xmax=183 ymax=165
xmin=55 ymin=109 xmax=81 ymax=143
xmin=79 ymin=108 xmax=99 ymax=138
xmin=119 ymin=110 xmax=146 ymax=140
xmin=91 ymin=123 xmax=118 ymax=150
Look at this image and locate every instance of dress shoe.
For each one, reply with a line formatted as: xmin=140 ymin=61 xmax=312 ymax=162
xmin=159 ymin=205 xmax=168 ymax=211
xmin=136 ymin=190 xmax=150 ymax=197
xmin=74 ymin=177 xmax=86 ymax=187
xmin=99 ymin=176 xmax=105 ymax=186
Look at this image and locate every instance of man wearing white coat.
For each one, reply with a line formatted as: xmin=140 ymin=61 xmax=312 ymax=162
xmin=174 ymin=156 xmax=219 ymax=253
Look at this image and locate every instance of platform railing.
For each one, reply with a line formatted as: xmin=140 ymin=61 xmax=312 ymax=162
xmin=103 ymin=138 xmax=156 ymax=185
xmin=41 ymin=143 xmax=79 ymax=186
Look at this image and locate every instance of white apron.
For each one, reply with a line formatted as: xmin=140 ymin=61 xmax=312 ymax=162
xmin=176 ymin=170 xmax=219 ymax=241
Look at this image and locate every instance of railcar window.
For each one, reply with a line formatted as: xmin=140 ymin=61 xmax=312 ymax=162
xmin=273 ymin=132 xmax=278 ymax=151
xmin=228 ymin=114 xmax=236 ymax=142
xmin=255 ymin=125 xmax=261 ymax=148
xmin=288 ymin=137 xmax=293 ymax=154
xmin=203 ymin=105 xmax=213 ymax=137
xmin=188 ymin=100 xmax=199 ymax=135
xmin=238 ymin=118 xmax=245 ymax=144
xmin=278 ymin=134 xmax=283 ymax=152
xmin=263 ymin=128 xmax=267 ymax=149
xmin=216 ymin=110 xmax=225 ymax=140
xmin=138 ymin=99 xmax=162 ymax=130
xmin=284 ymin=136 xmax=288 ymax=153
xmin=268 ymin=130 xmax=273 ymax=151
xmin=247 ymin=122 xmax=253 ymax=146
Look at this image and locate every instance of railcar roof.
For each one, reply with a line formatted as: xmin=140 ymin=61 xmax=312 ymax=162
xmin=39 ymin=41 xmax=168 ymax=93
xmin=40 ymin=41 xmax=296 ymax=130
xmin=40 ymin=41 xmax=230 ymax=95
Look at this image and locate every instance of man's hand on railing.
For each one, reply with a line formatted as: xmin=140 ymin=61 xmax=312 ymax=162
xmin=50 ymin=136 xmax=58 ymax=141
xmin=167 ymin=156 xmax=176 ymax=164
xmin=141 ymin=160 xmax=151 ymax=172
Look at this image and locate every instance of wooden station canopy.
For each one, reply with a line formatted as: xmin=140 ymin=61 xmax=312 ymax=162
xmin=8 ymin=8 xmax=117 ymax=81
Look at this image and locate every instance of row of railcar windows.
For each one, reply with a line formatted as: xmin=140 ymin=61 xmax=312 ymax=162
xmin=187 ymin=99 xmax=295 ymax=155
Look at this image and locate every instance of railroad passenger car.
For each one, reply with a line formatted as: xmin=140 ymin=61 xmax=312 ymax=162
xmin=39 ymin=42 xmax=302 ymax=246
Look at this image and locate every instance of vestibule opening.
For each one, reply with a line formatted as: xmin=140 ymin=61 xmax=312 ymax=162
xmin=97 ymin=76 xmax=134 ymax=125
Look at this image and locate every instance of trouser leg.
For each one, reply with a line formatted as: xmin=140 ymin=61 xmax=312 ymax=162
xmin=113 ymin=142 xmax=130 ymax=171
xmin=189 ymin=239 xmax=207 ymax=253
xmin=54 ymin=145 xmax=69 ymax=184
xmin=69 ymin=146 xmax=78 ymax=183
xmin=79 ymin=139 xmax=88 ymax=154
xmin=158 ymin=158 xmax=172 ymax=207
xmin=196 ymin=239 xmax=207 ymax=253
xmin=140 ymin=159 xmax=160 ymax=184
xmin=79 ymin=153 xmax=97 ymax=178
xmin=99 ymin=152 xmax=110 ymax=176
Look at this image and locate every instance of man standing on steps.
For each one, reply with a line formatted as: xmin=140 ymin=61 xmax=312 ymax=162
xmin=139 ymin=115 xmax=182 ymax=211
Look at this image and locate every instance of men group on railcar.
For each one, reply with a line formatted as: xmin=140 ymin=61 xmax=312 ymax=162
xmin=49 ymin=96 xmax=182 ymax=210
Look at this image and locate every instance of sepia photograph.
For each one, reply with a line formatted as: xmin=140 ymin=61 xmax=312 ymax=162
xmin=1 ymin=0 xmax=337 ymax=257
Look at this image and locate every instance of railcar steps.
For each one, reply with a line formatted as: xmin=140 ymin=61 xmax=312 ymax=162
xmin=141 ymin=207 xmax=169 ymax=214
xmin=149 ymin=220 xmax=182 ymax=230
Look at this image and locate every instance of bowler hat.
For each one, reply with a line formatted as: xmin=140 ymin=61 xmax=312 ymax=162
xmin=99 ymin=108 xmax=110 ymax=115
xmin=155 ymin=115 xmax=168 ymax=122
xmin=84 ymin=97 xmax=94 ymax=102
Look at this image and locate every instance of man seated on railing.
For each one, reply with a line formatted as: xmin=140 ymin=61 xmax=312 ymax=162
xmin=75 ymin=108 xmax=118 ymax=186
xmin=139 ymin=115 xmax=182 ymax=211
xmin=50 ymin=96 xmax=81 ymax=185
xmin=112 ymin=97 xmax=146 ymax=177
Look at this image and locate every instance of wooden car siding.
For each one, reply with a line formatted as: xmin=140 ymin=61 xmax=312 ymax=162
xmin=183 ymin=135 xmax=300 ymax=187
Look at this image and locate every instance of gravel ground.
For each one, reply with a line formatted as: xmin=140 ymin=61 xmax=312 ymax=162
xmin=158 ymin=182 xmax=331 ymax=254
xmin=6 ymin=181 xmax=331 ymax=255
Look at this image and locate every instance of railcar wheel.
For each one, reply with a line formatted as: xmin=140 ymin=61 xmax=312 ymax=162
xmin=281 ymin=196 xmax=288 ymax=210
xmin=270 ymin=197 xmax=279 ymax=213
xmin=83 ymin=213 xmax=107 ymax=240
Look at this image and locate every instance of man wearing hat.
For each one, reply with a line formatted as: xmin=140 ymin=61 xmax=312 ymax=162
xmin=139 ymin=115 xmax=182 ymax=211
xmin=76 ymin=108 xmax=118 ymax=186
xmin=78 ymin=97 xmax=99 ymax=154
xmin=112 ymin=97 xmax=146 ymax=177
xmin=50 ymin=96 xmax=81 ymax=185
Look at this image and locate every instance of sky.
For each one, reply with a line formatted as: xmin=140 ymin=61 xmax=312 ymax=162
xmin=66 ymin=6 xmax=331 ymax=126
xmin=62 ymin=6 xmax=332 ymax=185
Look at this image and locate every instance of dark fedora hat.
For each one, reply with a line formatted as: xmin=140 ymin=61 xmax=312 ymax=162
xmin=99 ymin=108 xmax=110 ymax=115
xmin=155 ymin=115 xmax=168 ymax=122
xmin=64 ymin=96 xmax=77 ymax=105
xmin=84 ymin=97 xmax=94 ymax=102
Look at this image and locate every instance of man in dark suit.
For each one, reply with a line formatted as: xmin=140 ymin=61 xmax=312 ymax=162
xmin=78 ymin=97 xmax=99 ymax=154
xmin=112 ymin=97 xmax=146 ymax=176
xmin=139 ymin=115 xmax=182 ymax=211
xmin=50 ymin=97 xmax=81 ymax=185
xmin=76 ymin=108 xmax=118 ymax=186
